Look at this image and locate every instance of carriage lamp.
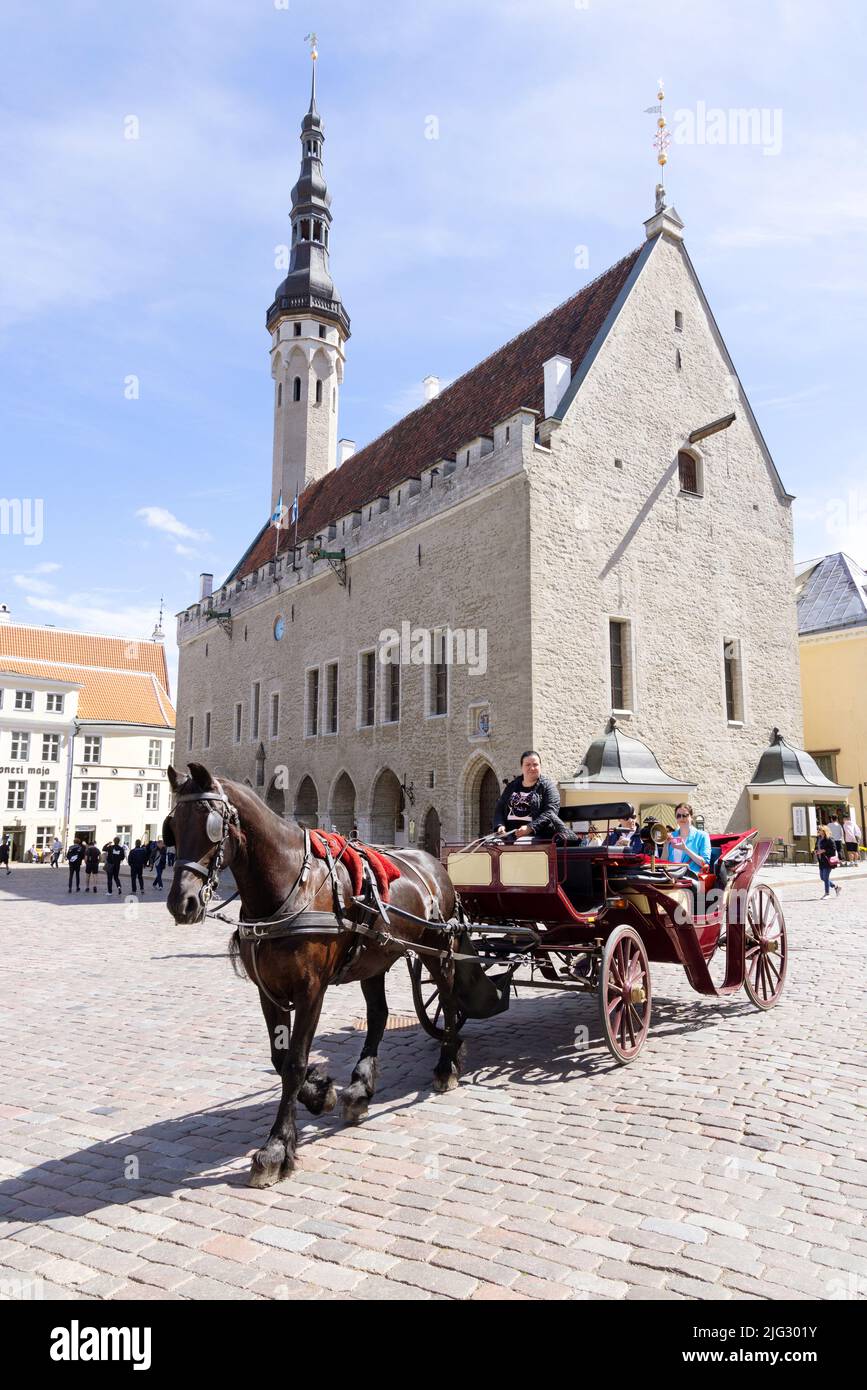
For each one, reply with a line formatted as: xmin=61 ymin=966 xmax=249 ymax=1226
xmin=400 ymin=776 xmax=415 ymax=806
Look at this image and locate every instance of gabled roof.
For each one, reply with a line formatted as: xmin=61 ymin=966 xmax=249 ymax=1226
xmin=0 ymin=623 xmax=170 ymax=689
xmin=229 ymin=246 xmax=644 ymax=581
xmin=796 ymin=552 xmax=867 ymax=635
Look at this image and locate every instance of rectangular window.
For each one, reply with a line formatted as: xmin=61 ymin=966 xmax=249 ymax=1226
xmin=148 ymin=739 xmax=162 ymax=766
xmin=39 ymin=780 xmax=58 ymax=810
xmin=82 ymin=735 xmax=102 ymax=763
xmin=431 ymin=634 xmax=448 ymax=716
xmin=80 ymin=781 xmax=98 ymax=811
xmin=204 ymin=712 xmax=211 ymax=748
xmin=234 ymin=703 xmax=242 ymax=744
xmin=386 ymin=661 xmax=400 ymax=724
xmin=116 ymin=825 xmax=132 ymax=846
xmin=10 ymin=730 xmax=30 ymax=761
xmin=14 ymin=690 xmax=33 ymax=711
xmin=359 ymin=651 xmax=376 ymax=728
xmin=724 ymin=638 xmax=744 ymax=723
xmin=188 ymin=715 xmax=194 ymax=750
xmin=42 ymin=733 xmax=60 ymax=762
xmin=7 ymin=780 xmax=26 ymax=810
xmin=306 ymin=668 xmax=320 ymax=737
xmin=146 ymin=782 xmax=160 ymax=811
xmin=36 ymin=826 xmax=55 ymax=850
xmin=678 ymin=451 xmax=700 ymax=495
xmin=270 ymin=691 xmax=280 ymax=738
xmin=810 ymin=752 xmax=837 ymax=781
xmin=46 ymin=692 xmax=64 ymax=713
xmin=609 ymin=619 xmax=633 ymax=712
xmin=251 ymin=682 xmax=261 ymax=739
xmin=325 ymin=663 xmax=338 ymax=734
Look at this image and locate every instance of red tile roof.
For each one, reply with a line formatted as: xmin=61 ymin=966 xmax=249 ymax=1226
xmin=0 ymin=657 xmax=175 ymax=727
xmin=230 ymin=247 xmax=643 ymax=580
xmin=0 ymin=624 xmax=170 ymax=690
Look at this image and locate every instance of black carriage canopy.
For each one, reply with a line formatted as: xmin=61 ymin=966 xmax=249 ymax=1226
xmin=556 ymin=802 xmax=637 ymax=823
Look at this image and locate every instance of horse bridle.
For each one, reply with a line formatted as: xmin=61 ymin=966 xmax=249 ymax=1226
xmin=168 ymin=785 xmax=240 ymax=906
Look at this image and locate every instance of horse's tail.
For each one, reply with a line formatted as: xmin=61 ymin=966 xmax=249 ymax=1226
xmin=227 ymin=930 xmax=248 ymax=980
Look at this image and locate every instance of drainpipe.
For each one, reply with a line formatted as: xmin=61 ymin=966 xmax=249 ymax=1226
xmin=62 ymin=719 xmax=79 ymax=845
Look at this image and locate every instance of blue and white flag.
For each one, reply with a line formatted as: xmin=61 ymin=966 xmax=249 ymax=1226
xmin=289 ymin=491 xmax=298 ymax=525
xmin=271 ymin=492 xmax=284 ymax=528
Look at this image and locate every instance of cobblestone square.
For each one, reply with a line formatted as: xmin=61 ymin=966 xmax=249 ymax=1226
xmin=1 ymin=864 xmax=865 ymax=1301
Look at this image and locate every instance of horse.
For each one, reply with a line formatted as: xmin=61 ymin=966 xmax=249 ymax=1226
xmin=164 ymin=763 xmax=495 ymax=1188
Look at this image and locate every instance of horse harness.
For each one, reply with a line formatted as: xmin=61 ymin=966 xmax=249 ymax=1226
xmin=170 ymin=782 xmax=475 ymax=1015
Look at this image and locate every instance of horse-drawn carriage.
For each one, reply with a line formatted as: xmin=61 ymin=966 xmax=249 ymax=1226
xmin=407 ymin=801 xmax=787 ymax=1063
xmin=166 ymin=768 xmax=787 ymax=1185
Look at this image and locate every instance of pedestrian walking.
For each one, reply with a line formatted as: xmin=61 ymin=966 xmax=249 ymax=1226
xmin=50 ymin=836 xmax=63 ymax=868
xmin=166 ymin=842 xmax=176 ymax=868
xmin=128 ymin=839 xmax=147 ymax=894
xmin=828 ymin=814 xmax=845 ymax=863
xmin=0 ymin=835 xmax=11 ymax=874
xmin=842 ymin=812 xmax=862 ymax=865
xmin=66 ymin=839 xmax=85 ymax=892
xmin=103 ymin=837 xmax=126 ymax=895
xmin=816 ymin=824 xmax=842 ymax=898
xmin=152 ymin=838 xmax=168 ymax=890
xmin=84 ymin=841 xmax=101 ymax=891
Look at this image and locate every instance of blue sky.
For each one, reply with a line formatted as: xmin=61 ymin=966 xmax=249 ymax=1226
xmin=2 ymin=0 xmax=865 ymax=696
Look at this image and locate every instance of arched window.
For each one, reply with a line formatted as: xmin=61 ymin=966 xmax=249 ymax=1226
xmin=293 ymin=377 xmax=301 ymax=403
xmin=314 ymin=220 xmax=322 ymax=242
xmin=277 ymin=382 xmax=282 ymax=407
xmin=678 ymin=450 xmax=700 ymax=495
xmin=315 ymin=379 xmax=323 ymax=405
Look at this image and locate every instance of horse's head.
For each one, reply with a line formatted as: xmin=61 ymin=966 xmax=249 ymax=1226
xmin=165 ymin=762 xmax=241 ymax=924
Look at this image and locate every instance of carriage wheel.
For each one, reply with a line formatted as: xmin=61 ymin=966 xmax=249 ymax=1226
xmin=598 ymin=925 xmax=652 ymax=1064
xmin=743 ymin=883 xmax=787 ymax=1010
xmin=408 ymin=956 xmax=467 ymax=1041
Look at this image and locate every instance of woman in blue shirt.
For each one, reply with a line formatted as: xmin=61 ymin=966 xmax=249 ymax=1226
xmin=665 ymin=803 xmax=711 ymax=877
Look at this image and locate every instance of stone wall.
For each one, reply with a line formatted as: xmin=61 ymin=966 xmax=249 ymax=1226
xmin=526 ymin=232 xmax=802 ymax=829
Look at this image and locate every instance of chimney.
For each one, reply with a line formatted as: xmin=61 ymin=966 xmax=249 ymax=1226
xmin=423 ymin=375 xmax=441 ymax=402
xmin=0 ymin=603 xmax=11 ymax=625
xmin=543 ymin=356 xmax=571 ymax=419
xmin=199 ymin=573 xmax=213 ymax=602
xmin=338 ymin=439 xmax=356 ymax=467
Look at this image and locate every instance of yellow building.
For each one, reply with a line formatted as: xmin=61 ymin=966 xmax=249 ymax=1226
xmin=796 ymin=553 xmax=867 ymax=841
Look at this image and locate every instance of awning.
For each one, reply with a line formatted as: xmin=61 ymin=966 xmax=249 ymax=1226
xmin=559 ymin=719 xmax=696 ymax=805
xmin=747 ymin=727 xmax=852 ymax=797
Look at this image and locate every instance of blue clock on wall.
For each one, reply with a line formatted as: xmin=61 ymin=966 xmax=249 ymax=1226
xmin=274 ymin=615 xmax=285 ymax=641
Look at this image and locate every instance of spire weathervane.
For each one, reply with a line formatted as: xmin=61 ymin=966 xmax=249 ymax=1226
xmin=645 ymin=79 xmax=671 ymax=211
xmin=304 ymin=31 xmax=318 ymax=107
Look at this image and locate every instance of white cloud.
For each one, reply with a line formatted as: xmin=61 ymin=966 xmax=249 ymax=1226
xmin=136 ymin=507 xmax=209 ymax=543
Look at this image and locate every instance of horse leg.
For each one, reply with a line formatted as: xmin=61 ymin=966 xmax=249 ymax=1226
xmin=431 ymin=965 xmax=466 ymax=1094
xmin=340 ymin=973 xmax=388 ymax=1126
xmin=258 ymin=989 xmax=336 ymax=1115
xmin=249 ymin=987 xmax=326 ymax=1187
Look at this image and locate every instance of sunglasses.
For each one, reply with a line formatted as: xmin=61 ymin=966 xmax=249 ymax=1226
xmin=676 ymin=812 xmax=689 ymax=819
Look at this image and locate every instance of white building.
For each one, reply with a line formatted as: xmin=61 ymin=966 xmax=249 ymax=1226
xmin=0 ymin=609 xmax=175 ymax=858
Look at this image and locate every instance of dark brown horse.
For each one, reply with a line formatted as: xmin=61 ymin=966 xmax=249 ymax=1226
xmin=165 ymin=763 xmax=491 ymax=1187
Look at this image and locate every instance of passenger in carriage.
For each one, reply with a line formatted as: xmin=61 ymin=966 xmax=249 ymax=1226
xmin=493 ymin=751 xmax=567 ymax=842
xmin=605 ymin=807 xmax=644 ymax=853
xmin=665 ymin=803 xmax=711 ymax=877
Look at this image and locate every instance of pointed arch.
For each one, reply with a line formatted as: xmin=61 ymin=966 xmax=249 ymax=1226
xmin=294 ymin=774 xmax=319 ymax=828
xmin=328 ymin=770 xmax=356 ymax=836
xmin=421 ymin=805 xmax=442 ymax=858
xmin=265 ymin=774 xmax=286 ymax=818
xmin=369 ymin=767 xmax=403 ymax=844
xmin=459 ymin=754 xmax=503 ymax=840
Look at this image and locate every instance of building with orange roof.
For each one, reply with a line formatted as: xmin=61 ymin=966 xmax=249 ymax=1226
xmin=0 ymin=605 xmax=175 ymax=861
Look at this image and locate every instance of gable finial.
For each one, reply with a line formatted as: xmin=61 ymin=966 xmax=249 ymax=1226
xmin=645 ymin=79 xmax=670 ymax=209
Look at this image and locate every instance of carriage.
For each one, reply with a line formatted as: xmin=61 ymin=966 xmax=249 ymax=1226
xmin=406 ymin=802 xmax=787 ymax=1063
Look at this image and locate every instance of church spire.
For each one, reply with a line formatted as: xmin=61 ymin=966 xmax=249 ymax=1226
xmin=266 ymin=38 xmax=349 ymax=337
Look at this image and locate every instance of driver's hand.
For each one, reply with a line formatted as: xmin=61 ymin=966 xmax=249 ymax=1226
xmin=495 ymin=825 xmax=507 ymax=836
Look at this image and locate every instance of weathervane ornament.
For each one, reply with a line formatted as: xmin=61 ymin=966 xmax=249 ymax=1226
xmin=305 ymin=32 xmax=318 ymax=61
xmin=645 ymin=79 xmax=671 ymax=207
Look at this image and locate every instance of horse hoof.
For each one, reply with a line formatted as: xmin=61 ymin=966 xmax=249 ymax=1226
xmin=248 ymin=1161 xmax=284 ymax=1188
xmin=432 ymin=1068 xmax=460 ymax=1094
xmin=339 ymin=1088 xmax=369 ymax=1126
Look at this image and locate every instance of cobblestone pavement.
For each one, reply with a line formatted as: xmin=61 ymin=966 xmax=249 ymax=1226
xmin=1 ymin=863 xmax=865 ymax=1302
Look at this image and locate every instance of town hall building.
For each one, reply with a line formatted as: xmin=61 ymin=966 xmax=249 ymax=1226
xmin=175 ymin=66 xmax=804 ymax=851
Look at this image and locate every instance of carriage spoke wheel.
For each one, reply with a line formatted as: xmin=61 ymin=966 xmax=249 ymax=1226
xmin=744 ymin=883 xmax=787 ymax=1010
xmin=598 ymin=925 xmax=652 ymax=1064
xmin=408 ymin=956 xmax=467 ymax=1041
